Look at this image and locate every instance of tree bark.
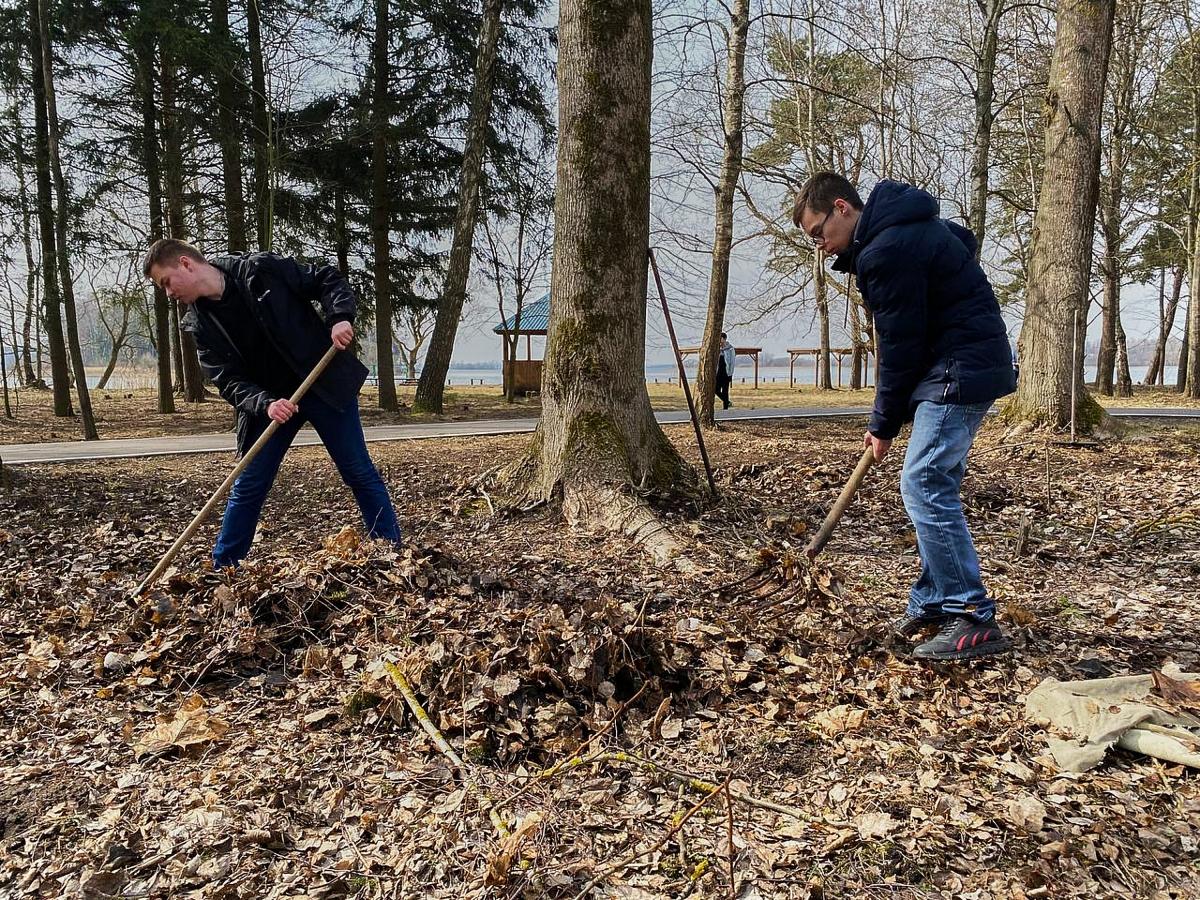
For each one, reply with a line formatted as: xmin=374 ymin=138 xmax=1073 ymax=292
xmin=1006 ymin=0 xmax=1115 ymax=430
xmin=1185 ymin=28 xmax=1200 ymax=398
xmin=849 ymin=289 xmax=865 ymax=390
xmin=136 ymin=31 xmax=175 ymax=413
xmin=696 ymin=0 xmax=750 ymax=427
xmin=28 ymin=0 xmax=72 ymax=418
xmin=246 ymin=0 xmax=272 ymax=248
xmin=414 ymin=0 xmax=504 ymax=414
xmin=506 ymin=0 xmax=694 ymax=563
xmin=160 ymin=48 xmax=206 ymax=402
xmin=213 ymin=0 xmax=248 ymax=252
xmin=968 ymin=0 xmax=1004 ymax=257
xmin=815 ymin=260 xmax=832 ymax=388
xmin=370 ymin=0 xmax=397 ymax=412
xmin=1094 ymin=0 xmax=1142 ymax=397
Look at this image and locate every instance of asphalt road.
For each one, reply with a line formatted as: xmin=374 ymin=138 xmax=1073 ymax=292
xmin=2 ymin=405 xmax=1195 ymax=466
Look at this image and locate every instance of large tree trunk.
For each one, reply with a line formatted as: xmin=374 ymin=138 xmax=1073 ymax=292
xmin=414 ymin=0 xmax=504 ymax=414
xmin=246 ymin=0 xmax=272 ymax=249
xmin=369 ymin=0 xmax=397 ymax=412
xmin=968 ymin=0 xmax=1004 ymax=257
xmin=160 ymin=48 xmax=206 ymax=403
xmin=507 ymin=0 xmax=695 ymax=564
xmin=696 ymin=0 xmax=749 ymax=427
xmin=1144 ymin=266 xmax=1181 ymax=385
xmin=136 ymin=33 xmax=175 ymax=413
xmin=213 ymin=0 xmax=248 ymax=252
xmin=1005 ymin=0 xmax=1115 ymax=429
xmin=37 ymin=0 xmax=98 ymax=438
xmin=28 ymin=0 xmax=72 ymax=418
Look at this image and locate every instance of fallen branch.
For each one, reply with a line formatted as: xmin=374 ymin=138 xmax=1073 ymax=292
xmin=385 ymin=661 xmax=465 ymax=771
xmin=384 ymin=661 xmax=510 ymax=837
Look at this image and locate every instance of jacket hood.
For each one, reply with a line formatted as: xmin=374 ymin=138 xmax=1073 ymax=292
xmin=832 ymin=180 xmax=940 ymax=272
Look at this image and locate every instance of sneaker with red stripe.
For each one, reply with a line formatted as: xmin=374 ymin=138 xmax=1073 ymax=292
xmin=912 ymin=615 xmax=1011 ymax=661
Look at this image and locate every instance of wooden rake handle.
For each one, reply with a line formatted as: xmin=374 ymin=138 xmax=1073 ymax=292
xmin=803 ymin=446 xmax=876 ymax=560
xmin=133 ymin=344 xmax=341 ymax=597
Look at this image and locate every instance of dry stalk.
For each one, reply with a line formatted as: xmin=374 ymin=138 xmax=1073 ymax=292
xmin=571 ymin=772 xmax=732 ymax=900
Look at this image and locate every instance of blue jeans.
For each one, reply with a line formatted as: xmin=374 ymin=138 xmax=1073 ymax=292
xmin=900 ymin=400 xmax=993 ymax=622
xmin=212 ymin=394 xmax=401 ymax=568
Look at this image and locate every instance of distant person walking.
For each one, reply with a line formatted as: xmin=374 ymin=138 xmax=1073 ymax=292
xmin=143 ymin=239 xmax=401 ymax=569
xmin=715 ymin=333 xmax=735 ymax=410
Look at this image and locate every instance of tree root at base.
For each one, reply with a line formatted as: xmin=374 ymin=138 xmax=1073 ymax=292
xmin=564 ymin=481 xmax=683 ymax=566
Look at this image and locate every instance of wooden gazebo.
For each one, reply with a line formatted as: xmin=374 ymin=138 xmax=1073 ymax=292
xmin=493 ymin=293 xmax=549 ymax=394
xmin=678 ymin=345 xmax=763 ymax=388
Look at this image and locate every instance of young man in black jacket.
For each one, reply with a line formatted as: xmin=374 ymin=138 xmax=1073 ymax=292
xmin=793 ymin=173 xmax=1017 ymax=661
xmin=144 ymin=239 xmax=401 ymax=568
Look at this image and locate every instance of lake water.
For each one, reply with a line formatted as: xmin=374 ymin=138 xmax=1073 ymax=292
xmin=0 ymin=359 xmax=1183 ymax=392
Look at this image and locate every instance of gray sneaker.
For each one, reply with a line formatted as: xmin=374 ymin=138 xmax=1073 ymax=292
xmin=890 ymin=611 xmax=949 ymax=639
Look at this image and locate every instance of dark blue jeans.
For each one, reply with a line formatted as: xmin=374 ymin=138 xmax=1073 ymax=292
xmin=212 ymin=395 xmax=401 ymax=568
xmin=900 ymin=400 xmax=994 ymax=622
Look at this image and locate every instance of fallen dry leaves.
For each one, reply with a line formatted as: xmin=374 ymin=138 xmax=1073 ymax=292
xmin=1 ymin=419 xmax=1198 ymax=898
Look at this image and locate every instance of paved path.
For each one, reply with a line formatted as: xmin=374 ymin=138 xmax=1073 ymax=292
xmin=2 ymin=405 xmax=1196 ymax=466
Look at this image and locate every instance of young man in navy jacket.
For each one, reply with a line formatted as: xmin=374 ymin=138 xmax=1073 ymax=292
xmin=793 ymin=173 xmax=1017 ymax=661
xmin=144 ymin=239 xmax=401 ymax=569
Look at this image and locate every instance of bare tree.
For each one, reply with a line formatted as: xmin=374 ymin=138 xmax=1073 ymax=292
xmin=479 ymin=120 xmax=554 ymax=403
xmin=370 ymin=0 xmax=397 ymax=411
xmin=696 ymin=0 xmax=751 ymax=426
xmin=1007 ymin=0 xmax=1116 ymax=428
xmin=503 ymin=0 xmax=695 ymax=563
xmin=415 ymin=0 xmax=504 ymax=414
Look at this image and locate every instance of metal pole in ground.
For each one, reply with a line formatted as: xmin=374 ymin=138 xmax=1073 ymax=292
xmin=1071 ymin=308 xmax=1079 ymax=443
xmin=648 ymin=248 xmax=717 ymax=496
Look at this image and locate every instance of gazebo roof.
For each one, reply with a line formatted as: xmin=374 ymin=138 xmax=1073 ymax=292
xmin=493 ymin=293 xmax=550 ymax=334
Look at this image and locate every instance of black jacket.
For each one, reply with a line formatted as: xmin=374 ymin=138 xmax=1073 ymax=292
xmin=832 ymin=180 xmax=1017 ymax=440
xmin=180 ymin=252 xmax=368 ymax=454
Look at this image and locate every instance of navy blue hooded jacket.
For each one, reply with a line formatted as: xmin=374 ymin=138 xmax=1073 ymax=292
xmin=832 ymin=180 xmax=1016 ymax=440
xmin=180 ymin=252 xmax=368 ymax=455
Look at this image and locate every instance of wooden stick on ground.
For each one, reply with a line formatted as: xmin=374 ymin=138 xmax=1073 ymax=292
xmin=384 ymin=661 xmax=511 ymax=838
xmin=134 ymin=344 xmax=340 ymax=596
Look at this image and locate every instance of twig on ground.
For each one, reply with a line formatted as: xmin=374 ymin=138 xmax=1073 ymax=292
xmin=571 ymin=772 xmax=732 ymax=900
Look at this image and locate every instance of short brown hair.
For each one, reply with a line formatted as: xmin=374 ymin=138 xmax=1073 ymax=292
xmin=793 ymin=172 xmax=863 ymax=227
xmin=142 ymin=238 xmax=207 ymax=278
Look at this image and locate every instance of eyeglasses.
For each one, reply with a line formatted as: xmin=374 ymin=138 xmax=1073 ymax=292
xmin=806 ymin=208 xmax=834 ymax=246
